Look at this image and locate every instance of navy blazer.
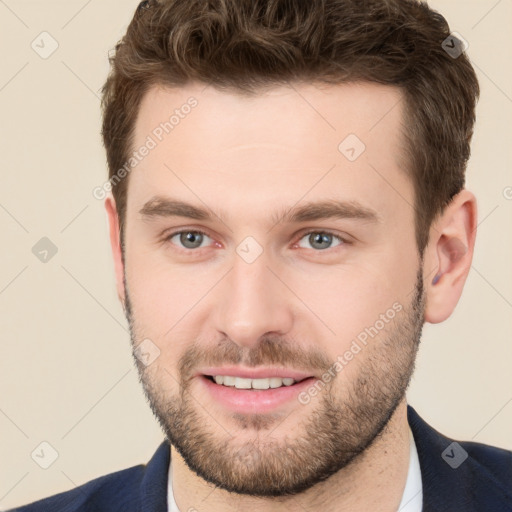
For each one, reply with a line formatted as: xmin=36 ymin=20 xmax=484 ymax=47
xmin=8 ymin=405 xmax=512 ymax=511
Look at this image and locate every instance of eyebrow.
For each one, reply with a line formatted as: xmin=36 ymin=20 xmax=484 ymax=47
xmin=138 ymin=196 xmax=382 ymax=226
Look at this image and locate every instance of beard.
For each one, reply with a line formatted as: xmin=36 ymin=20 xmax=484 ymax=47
xmin=123 ymin=262 xmax=426 ymax=498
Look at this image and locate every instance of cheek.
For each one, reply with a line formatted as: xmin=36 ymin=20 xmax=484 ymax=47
xmin=126 ymin=257 xmax=175 ymax=329
xmin=126 ymin=252 xmax=216 ymax=339
xmin=290 ymin=263 xmax=400 ymax=334
xmin=138 ymin=358 xmax=182 ymax=401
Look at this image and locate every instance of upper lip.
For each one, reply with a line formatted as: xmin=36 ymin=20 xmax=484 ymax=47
xmin=197 ymin=367 xmax=315 ymax=381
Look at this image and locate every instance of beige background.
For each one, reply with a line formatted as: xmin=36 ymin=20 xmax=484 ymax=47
xmin=1 ymin=0 xmax=511 ymax=508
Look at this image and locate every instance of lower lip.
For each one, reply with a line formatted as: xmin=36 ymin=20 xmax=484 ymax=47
xmin=199 ymin=375 xmax=317 ymax=414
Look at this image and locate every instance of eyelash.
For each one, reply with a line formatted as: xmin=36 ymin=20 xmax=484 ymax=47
xmin=163 ymin=228 xmax=351 ymax=252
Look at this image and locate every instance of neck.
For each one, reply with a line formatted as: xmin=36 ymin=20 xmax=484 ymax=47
xmin=170 ymin=398 xmax=411 ymax=512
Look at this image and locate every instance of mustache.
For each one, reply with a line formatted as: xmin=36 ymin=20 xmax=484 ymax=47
xmin=177 ymin=336 xmax=332 ymax=381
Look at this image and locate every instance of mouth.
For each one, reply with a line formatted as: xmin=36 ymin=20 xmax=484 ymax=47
xmin=199 ymin=374 xmax=318 ymax=413
xmin=203 ymin=374 xmax=311 ymax=389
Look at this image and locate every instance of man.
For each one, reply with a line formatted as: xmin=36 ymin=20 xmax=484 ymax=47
xmin=11 ymin=0 xmax=512 ymax=511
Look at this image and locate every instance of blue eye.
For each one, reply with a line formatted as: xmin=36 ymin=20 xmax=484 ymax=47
xmin=164 ymin=229 xmax=349 ymax=252
xmin=297 ymin=231 xmax=346 ymax=250
xmin=166 ymin=230 xmax=212 ymax=250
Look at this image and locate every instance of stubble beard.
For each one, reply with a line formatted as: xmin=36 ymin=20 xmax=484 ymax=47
xmin=124 ymin=264 xmax=425 ymax=497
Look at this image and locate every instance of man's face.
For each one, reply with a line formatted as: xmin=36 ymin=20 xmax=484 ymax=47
xmin=120 ymin=81 xmax=426 ymax=496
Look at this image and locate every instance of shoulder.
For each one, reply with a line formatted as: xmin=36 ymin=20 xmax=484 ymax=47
xmin=7 ymin=464 xmax=145 ymax=512
xmin=407 ymin=404 xmax=512 ymax=511
xmin=457 ymin=438 xmax=512 ymax=492
xmin=7 ymin=440 xmax=170 ymax=512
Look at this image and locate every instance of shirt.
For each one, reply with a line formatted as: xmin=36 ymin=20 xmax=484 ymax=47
xmin=167 ymin=427 xmax=423 ymax=511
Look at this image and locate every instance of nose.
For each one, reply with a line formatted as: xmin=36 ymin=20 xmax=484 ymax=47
xmin=212 ymin=250 xmax=294 ymax=349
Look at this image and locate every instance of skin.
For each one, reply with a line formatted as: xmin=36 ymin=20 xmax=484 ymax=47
xmin=105 ymin=81 xmax=477 ymax=511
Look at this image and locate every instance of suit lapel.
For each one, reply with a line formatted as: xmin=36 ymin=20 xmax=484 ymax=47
xmin=140 ymin=440 xmax=171 ymax=512
xmin=408 ymin=405 xmax=476 ymax=511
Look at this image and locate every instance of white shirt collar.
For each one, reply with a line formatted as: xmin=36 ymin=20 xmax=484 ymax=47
xmin=167 ymin=427 xmax=423 ymax=511
xmin=398 ymin=426 xmax=423 ymax=511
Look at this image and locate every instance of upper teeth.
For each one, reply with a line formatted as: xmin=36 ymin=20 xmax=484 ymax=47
xmin=213 ymin=375 xmax=297 ymax=389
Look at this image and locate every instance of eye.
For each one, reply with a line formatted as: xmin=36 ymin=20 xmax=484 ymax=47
xmin=163 ymin=229 xmax=349 ymax=253
xmin=165 ymin=230 xmax=212 ymax=250
xmin=296 ymin=230 xmax=348 ymax=251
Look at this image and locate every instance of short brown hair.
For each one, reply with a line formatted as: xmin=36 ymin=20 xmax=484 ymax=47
xmin=101 ymin=0 xmax=479 ymax=256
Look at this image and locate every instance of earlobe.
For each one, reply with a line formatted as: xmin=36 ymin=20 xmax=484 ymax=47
xmin=105 ymin=194 xmax=126 ymax=307
xmin=423 ymin=189 xmax=478 ymax=324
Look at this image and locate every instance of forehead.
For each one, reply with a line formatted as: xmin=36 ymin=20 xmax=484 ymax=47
xmin=134 ymin=80 xmax=405 ymax=158
xmin=128 ymin=80 xmax=412 ymax=227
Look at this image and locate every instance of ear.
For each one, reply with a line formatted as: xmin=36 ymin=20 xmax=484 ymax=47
xmin=105 ymin=193 xmax=126 ymax=308
xmin=423 ymin=189 xmax=478 ymax=324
